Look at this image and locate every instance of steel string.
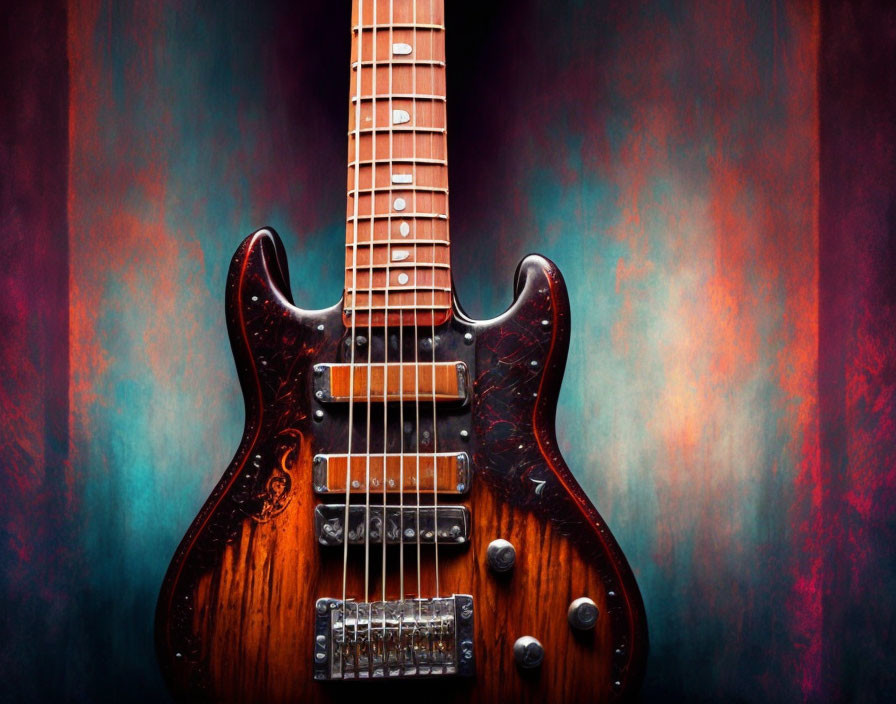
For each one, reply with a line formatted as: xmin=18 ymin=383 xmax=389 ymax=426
xmin=428 ymin=0 xmax=441 ymax=599
xmin=343 ymin=0 xmax=366 ymax=655
xmin=380 ymin=0 xmax=394 ymax=651
xmin=411 ymin=0 xmax=424 ymax=619
xmin=362 ymin=0 xmax=380 ymax=663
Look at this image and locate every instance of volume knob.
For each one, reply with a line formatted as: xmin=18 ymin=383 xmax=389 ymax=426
xmin=486 ymin=539 xmax=516 ymax=573
xmin=513 ymin=635 xmax=545 ymax=669
xmin=567 ymin=597 xmax=599 ymax=630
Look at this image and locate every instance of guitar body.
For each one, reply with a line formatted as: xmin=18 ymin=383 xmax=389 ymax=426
xmin=155 ymin=229 xmax=648 ymax=703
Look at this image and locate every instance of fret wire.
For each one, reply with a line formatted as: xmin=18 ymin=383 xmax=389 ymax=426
xmin=347 ymin=186 xmax=449 ymax=196
xmin=344 ymin=263 xmax=451 ymax=270
xmin=346 ymin=239 xmax=450 ymax=247
xmin=346 ymin=213 xmax=448 ymax=221
xmin=352 ymin=94 xmax=445 ymax=103
xmin=345 ymin=305 xmax=452 ymax=312
xmin=348 ymin=157 xmax=447 ymax=166
xmin=351 ymin=126 xmax=446 ymax=135
xmin=346 ymin=305 xmax=452 ymax=311
xmin=346 ymin=286 xmax=453 ymax=293
xmin=352 ymin=60 xmax=445 ymax=68
xmin=353 ymin=23 xmax=444 ymax=31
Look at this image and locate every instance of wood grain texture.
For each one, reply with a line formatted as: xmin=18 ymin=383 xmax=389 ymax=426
xmin=155 ymin=228 xmax=647 ymax=703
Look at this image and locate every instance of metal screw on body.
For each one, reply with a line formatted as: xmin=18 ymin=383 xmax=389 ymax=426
xmin=567 ymin=597 xmax=599 ymax=631
xmin=486 ymin=538 xmax=516 ymax=573
xmin=513 ymin=636 xmax=545 ymax=669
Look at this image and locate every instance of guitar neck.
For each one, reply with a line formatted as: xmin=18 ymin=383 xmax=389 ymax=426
xmin=344 ymin=0 xmax=451 ymax=328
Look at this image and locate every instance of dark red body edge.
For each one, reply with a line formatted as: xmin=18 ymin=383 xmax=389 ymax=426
xmin=524 ymin=258 xmax=649 ymax=695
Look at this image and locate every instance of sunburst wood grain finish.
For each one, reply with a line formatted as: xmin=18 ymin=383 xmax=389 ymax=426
xmin=155 ymin=229 xmax=647 ymax=703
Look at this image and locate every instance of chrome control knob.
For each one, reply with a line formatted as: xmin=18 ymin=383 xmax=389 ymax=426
xmin=567 ymin=597 xmax=599 ymax=630
xmin=513 ymin=635 xmax=545 ymax=669
xmin=486 ymin=539 xmax=516 ymax=573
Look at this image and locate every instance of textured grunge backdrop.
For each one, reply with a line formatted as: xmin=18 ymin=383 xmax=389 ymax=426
xmin=2 ymin=1 xmax=895 ymax=702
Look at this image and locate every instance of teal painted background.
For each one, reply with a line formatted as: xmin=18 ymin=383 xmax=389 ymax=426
xmin=3 ymin=0 xmax=896 ymax=702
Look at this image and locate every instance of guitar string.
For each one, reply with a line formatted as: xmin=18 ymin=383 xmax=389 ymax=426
xmin=363 ymin=0 xmax=378 ymax=655
xmin=412 ymin=0 xmax=423 ymax=616
xmin=343 ymin=0 xmax=365 ymax=651
xmin=389 ymin=0 xmax=408 ymax=623
xmin=381 ymin=0 xmax=393 ymax=641
xmin=428 ymin=0 xmax=440 ymax=600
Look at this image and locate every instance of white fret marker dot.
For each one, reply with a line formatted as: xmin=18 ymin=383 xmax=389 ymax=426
xmin=392 ymin=109 xmax=410 ymax=125
xmin=392 ymin=250 xmax=410 ymax=262
xmin=399 ymin=221 xmax=410 ymax=237
xmin=392 ymin=43 xmax=412 ymax=56
xmin=392 ymin=173 xmax=413 ymax=184
xmin=397 ymin=273 xmax=409 ymax=285
xmin=393 ymin=197 xmax=407 ymax=211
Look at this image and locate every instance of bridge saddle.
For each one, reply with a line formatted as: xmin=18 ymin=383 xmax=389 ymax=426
xmin=314 ymin=595 xmax=474 ymax=680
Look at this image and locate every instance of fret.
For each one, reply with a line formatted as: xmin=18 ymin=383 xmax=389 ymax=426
xmin=346 ymin=239 xmax=449 ymax=247
xmin=347 ymin=213 xmax=448 ymax=222
xmin=346 ymin=286 xmax=453 ymax=293
xmin=352 ymin=60 xmax=445 ymax=69
xmin=352 ymin=127 xmax=446 ymax=136
xmin=352 ymin=94 xmax=445 ymax=103
xmin=345 ymin=305 xmax=451 ymax=313
xmin=348 ymin=186 xmax=448 ymax=196
xmin=353 ymin=23 xmax=445 ymax=32
xmin=348 ymin=157 xmax=447 ymax=167
xmin=345 ymin=263 xmax=450 ymax=271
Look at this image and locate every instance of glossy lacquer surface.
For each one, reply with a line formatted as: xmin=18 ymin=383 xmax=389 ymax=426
xmin=154 ymin=229 xmax=647 ymax=702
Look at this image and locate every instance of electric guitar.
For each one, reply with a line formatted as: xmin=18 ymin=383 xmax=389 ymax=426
xmin=155 ymin=2 xmax=647 ymax=701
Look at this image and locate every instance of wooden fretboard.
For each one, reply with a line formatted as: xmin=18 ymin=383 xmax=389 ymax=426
xmin=343 ymin=0 xmax=450 ymax=328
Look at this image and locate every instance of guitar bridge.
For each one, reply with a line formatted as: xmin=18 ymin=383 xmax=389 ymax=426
xmin=313 ymin=595 xmax=474 ymax=680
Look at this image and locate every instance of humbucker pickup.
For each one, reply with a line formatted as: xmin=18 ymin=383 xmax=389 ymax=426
xmin=312 ymin=452 xmax=471 ymax=495
xmin=312 ymin=362 xmax=470 ymax=404
xmin=313 ymin=595 xmax=475 ymax=680
xmin=314 ymin=504 xmax=470 ymax=546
